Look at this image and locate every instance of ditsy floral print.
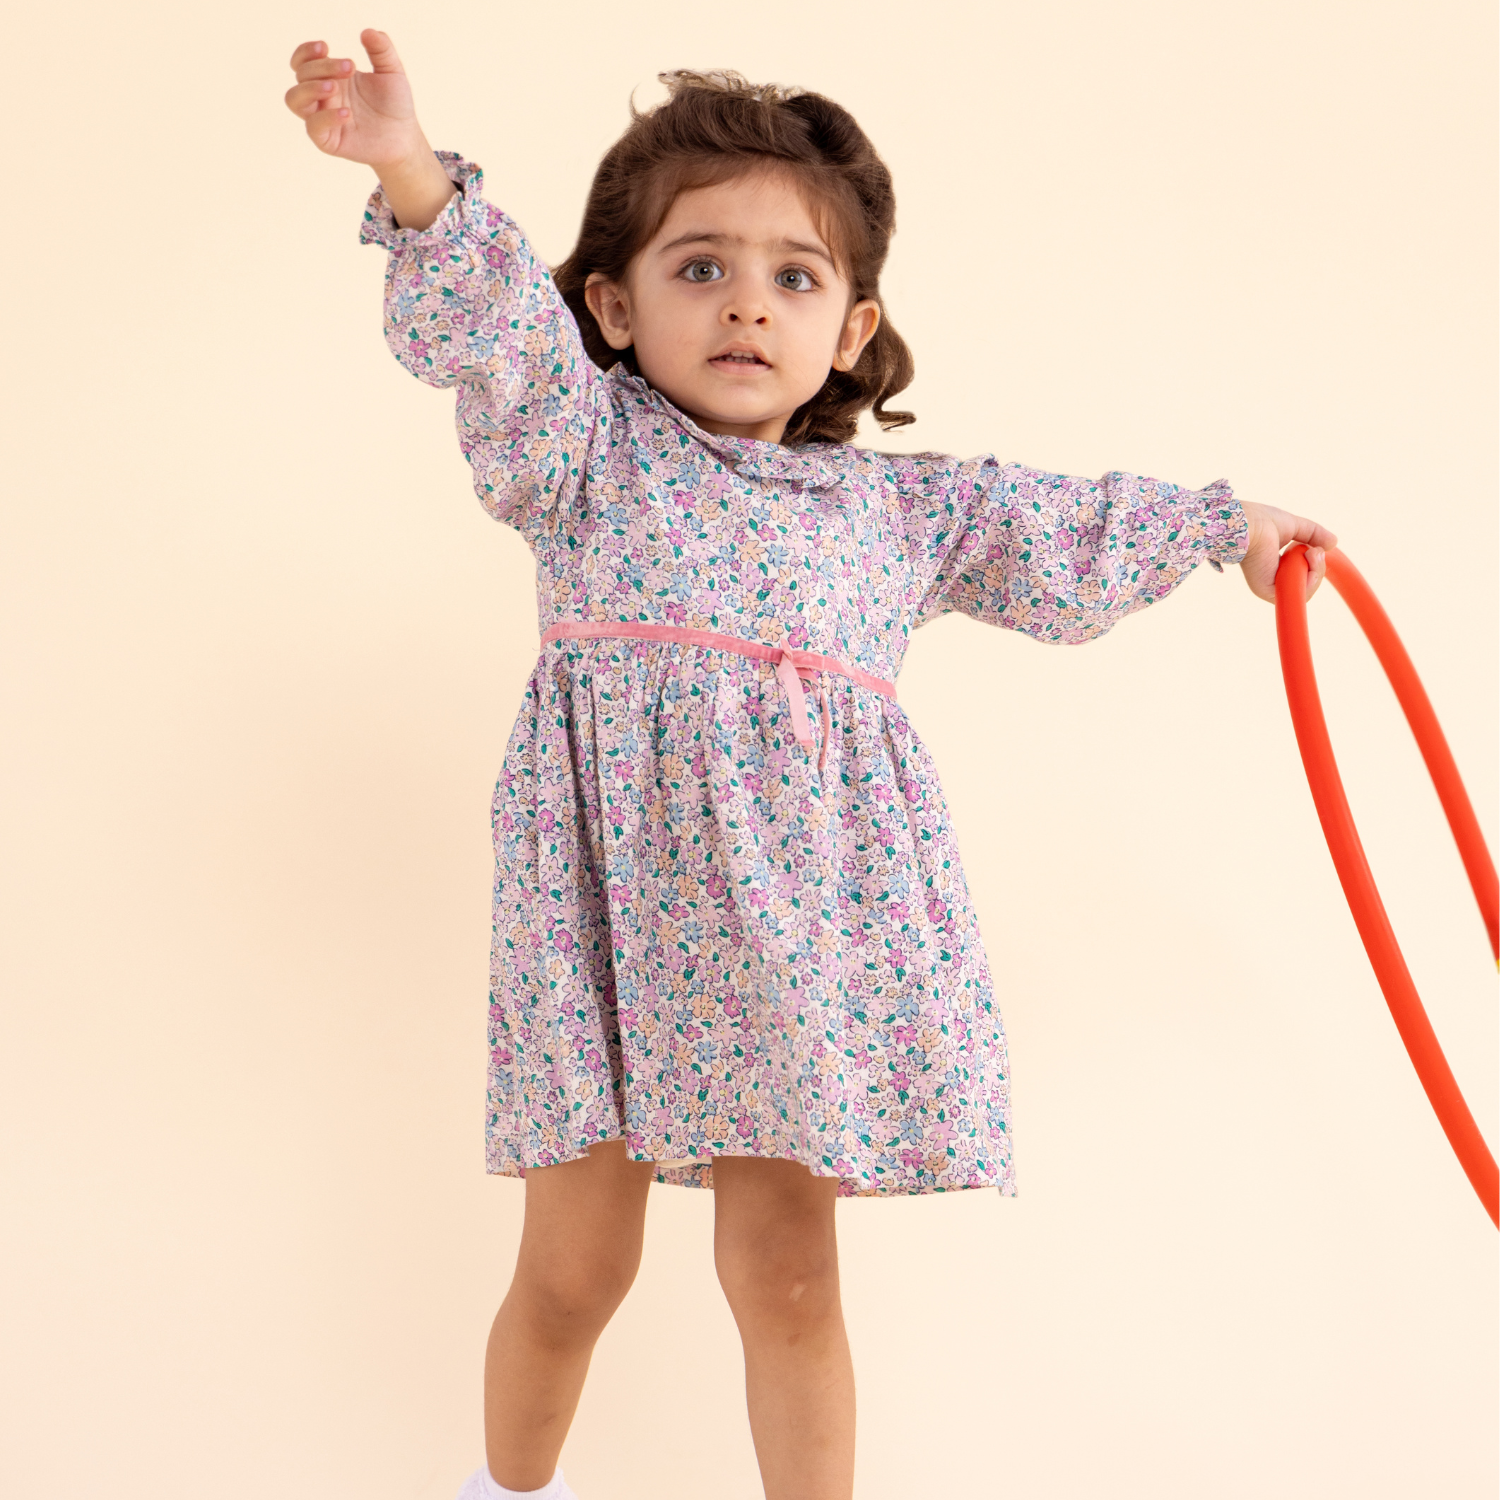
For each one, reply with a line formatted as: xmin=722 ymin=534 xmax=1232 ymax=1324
xmin=361 ymin=153 xmax=1248 ymax=1196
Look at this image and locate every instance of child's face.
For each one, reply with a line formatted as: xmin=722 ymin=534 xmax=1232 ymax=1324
xmin=584 ymin=169 xmax=881 ymax=444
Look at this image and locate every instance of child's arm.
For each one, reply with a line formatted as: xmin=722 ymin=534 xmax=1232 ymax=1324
xmin=900 ymin=459 xmax=1334 ymax=642
xmin=286 ymin=32 xmax=602 ymax=544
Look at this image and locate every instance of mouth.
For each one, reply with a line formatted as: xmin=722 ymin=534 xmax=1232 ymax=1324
xmin=709 ymin=348 xmax=772 ymax=370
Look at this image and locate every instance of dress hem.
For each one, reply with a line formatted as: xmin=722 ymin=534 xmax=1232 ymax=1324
xmin=485 ymin=1133 xmax=1018 ymax=1199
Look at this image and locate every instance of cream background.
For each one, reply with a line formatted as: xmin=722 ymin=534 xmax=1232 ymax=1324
xmin=2 ymin=1 xmax=1495 ymax=1496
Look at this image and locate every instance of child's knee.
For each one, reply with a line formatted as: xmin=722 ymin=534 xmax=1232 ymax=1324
xmin=715 ymin=1229 xmax=839 ymax=1328
xmin=518 ymin=1244 xmax=639 ymax=1339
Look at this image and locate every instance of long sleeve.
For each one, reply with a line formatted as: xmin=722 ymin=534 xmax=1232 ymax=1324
xmin=359 ymin=151 xmax=603 ymax=546
xmin=898 ymin=455 xmax=1249 ymax=643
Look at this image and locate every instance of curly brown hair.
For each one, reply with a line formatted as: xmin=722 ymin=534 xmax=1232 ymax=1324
xmin=552 ymin=70 xmax=915 ymax=446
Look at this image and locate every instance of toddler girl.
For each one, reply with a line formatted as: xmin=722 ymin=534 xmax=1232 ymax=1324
xmin=285 ymin=30 xmax=1335 ymax=1500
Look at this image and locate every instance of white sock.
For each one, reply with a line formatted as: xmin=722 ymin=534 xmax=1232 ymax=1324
xmin=456 ymin=1463 xmax=572 ymax=1500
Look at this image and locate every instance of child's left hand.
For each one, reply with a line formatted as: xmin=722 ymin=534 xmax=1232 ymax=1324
xmin=1238 ymin=501 xmax=1339 ymax=602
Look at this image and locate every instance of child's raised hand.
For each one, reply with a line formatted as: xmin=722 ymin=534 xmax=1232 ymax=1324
xmin=285 ymin=30 xmax=422 ymax=172
xmin=1238 ymin=501 xmax=1339 ymax=602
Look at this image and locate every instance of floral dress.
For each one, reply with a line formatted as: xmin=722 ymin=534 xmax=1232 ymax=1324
xmin=360 ymin=152 xmax=1249 ymax=1197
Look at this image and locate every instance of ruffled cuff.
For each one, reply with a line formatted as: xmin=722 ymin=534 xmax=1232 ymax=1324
xmin=357 ymin=149 xmax=484 ymax=250
xmin=1198 ymin=480 xmax=1249 ymax=573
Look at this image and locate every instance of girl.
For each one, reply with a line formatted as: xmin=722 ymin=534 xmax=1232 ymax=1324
xmin=284 ymin=30 xmax=1335 ymax=1500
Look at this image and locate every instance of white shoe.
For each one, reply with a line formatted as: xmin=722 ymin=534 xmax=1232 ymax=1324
xmin=454 ymin=1464 xmax=577 ymax=1500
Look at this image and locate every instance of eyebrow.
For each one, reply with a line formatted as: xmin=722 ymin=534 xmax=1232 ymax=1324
xmin=655 ymin=230 xmax=834 ymax=263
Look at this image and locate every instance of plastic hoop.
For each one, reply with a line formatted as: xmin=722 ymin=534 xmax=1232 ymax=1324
xmin=1275 ymin=545 xmax=1497 ymax=1227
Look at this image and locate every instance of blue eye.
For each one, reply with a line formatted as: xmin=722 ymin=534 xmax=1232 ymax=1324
xmin=684 ymin=260 xmax=722 ymax=283
xmin=776 ymin=267 xmax=814 ymax=291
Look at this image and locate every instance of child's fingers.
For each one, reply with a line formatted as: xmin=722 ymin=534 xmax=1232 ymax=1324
xmin=284 ymin=78 xmax=342 ymax=117
xmin=303 ymin=102 xmax=351 ymax=151
xmin=1283 ymin=512 xmax=1339 ymax=552
xmin=1303 ymin=545 xmax=1327 ymax=600
xmin=293 ymin=55 xmax=355 ymax=84
xmin=289 ymin=39 xmax=327 ymax=69
xmin=360 ymin=28 xmax=405 ymax=74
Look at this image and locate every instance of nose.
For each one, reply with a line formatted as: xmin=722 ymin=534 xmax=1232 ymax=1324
xmin=722 ymin=294 xmax=771 ymax=327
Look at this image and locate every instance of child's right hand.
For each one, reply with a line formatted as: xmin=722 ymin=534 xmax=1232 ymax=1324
xmin=285 ymin=30 xmax=458 ymax=230
xmin=284 ymin=29 xmax=422 ymax=173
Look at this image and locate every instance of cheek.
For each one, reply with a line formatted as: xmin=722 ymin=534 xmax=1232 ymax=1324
xmin=632 ymin=286 xmax=713 ymax=354
xmin=788 ymin=304 xmax=850 ymax=371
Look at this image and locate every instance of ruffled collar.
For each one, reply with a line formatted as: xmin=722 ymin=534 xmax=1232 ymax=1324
xmin=605 ymin=364 xmax=851 ymax=490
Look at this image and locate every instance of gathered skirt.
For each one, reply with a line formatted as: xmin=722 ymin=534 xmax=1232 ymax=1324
xmin=485 ymin=636 xmax=1016 ymax=1197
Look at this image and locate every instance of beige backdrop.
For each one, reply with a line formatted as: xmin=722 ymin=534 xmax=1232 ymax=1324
xmin=3 ymin=1 xmax=1495 ymax=1497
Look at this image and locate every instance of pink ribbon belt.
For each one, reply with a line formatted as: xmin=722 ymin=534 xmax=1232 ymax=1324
xmin=540 ymin=621 xmax=896 ymax=770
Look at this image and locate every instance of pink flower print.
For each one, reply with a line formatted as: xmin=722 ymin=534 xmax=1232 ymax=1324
xmin=553 ymin=927 xmax=576 ymax=954
xmin=735 ymin=1114 xmax=753 ymax=1138
xmin=706 ymin=872 xmax=728 ymax=900
xmin=926 ymin=895 xmax=947 ymax=925
xmin=666 ymin=602 xmax=687 ymax=625
xmin=787 ymin=623 xmax=809 ymax=647
xmin=585 ymin=1048 xmax=601 ymax=1071
xmin=748 ymin=887 xmax=769 ymax=911
xmin=483 ymin=244 xmax=505 ymax=267
xmin=722 ymin=994 xmax=743 ymax=1018
xmin=899 ymin=1147 xmax=924 ymax=1171
xmin=891 ymin=1070 xmax=912 ymax=1092
xmin=894 ymin=1025 xmax=917 ymax=1048
xmin=901 ymin=780 xmax=922 ymax=804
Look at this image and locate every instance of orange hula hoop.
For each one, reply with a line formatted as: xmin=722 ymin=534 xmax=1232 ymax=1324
xmin=1275 ymin=545 xmax=1498 ymax=1227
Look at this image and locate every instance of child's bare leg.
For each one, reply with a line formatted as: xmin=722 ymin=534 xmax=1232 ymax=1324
xmin=712 ymin=1157 xmax=855 ymax=1500
xmin=484 ymin=1140 xmax=653 ymax=1489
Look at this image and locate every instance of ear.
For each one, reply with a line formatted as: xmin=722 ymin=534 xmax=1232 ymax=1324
xmin=832 ymin=299 xmax=881 ymax=372
xmin=584 ymin=273 xmax=635 ymax=351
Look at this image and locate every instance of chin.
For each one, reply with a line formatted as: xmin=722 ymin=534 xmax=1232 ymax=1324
xmin=711 ymin=403 xmax=785 ymax=426
xmin=684 ymin=392 xmax=784 ymax=426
